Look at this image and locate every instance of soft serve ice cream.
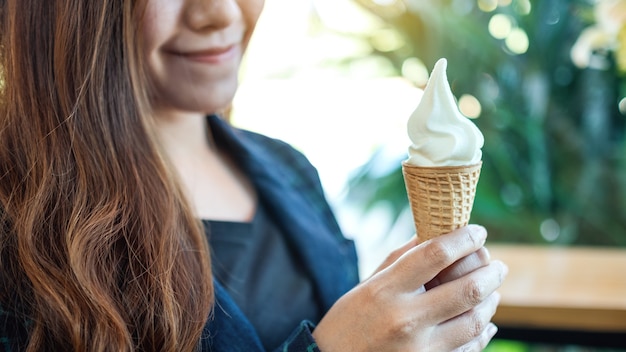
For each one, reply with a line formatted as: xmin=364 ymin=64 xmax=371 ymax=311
xmin=401 ymin=58 xmax=484 ymax=242
xmin=406 ymin=58 xmax=483 ymax=167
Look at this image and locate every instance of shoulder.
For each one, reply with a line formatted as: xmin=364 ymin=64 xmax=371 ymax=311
xmin=235 ymin=128 xmax=323 ymax=187
xmin=210 ymin=115 xmax=317 ymax=178
xmin=238 ymin=130 xmax=312 ymax=167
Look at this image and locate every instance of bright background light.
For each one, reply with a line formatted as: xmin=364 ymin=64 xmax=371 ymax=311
xmin=232 ymin=0 xmax=422 ymax=276
xmin=489 ymin=14 xmax=513 ymax=39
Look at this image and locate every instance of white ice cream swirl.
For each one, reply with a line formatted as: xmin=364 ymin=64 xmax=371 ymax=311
xmin=406 ymin=58 xmax=484 ymax=166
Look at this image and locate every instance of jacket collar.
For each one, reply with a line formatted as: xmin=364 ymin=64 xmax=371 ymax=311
xmin=207 ymin=115 xmax=357 ymax=310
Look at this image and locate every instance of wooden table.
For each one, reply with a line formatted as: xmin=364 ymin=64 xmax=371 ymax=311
xmin=487 ymin=245 xmax=626 ymax=345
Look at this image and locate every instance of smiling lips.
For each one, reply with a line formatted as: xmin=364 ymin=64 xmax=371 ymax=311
xmin=173 ymin=45 xmax=239 ymax=64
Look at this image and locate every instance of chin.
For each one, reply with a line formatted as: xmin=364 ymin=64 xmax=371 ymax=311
xmin=199 ymin=92 xmax=237 ymax=116
xmin=202 ymin=81 xmax=239 ymax=115
xmin=165 ymin=80 xmax=239 ymax=116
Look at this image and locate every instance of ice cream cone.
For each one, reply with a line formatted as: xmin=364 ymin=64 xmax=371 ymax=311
xmin=402 ymin=161 xmax=482 ymax=243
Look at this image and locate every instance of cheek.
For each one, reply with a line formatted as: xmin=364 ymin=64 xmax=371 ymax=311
xmin=140 ymin=1 xmax=180 ymax=56
xmin=140 ymin=15 xmax=160 ymax=62
xmin=242 ymin=0 xmax=265 ymax=40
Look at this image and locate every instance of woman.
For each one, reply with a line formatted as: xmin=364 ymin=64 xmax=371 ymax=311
xmin=0 ymin=0 xmax=507 ymax=351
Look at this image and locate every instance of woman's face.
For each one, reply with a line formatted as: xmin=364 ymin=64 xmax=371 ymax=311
xmin=141 ymin=0 xmax=264 ymax=117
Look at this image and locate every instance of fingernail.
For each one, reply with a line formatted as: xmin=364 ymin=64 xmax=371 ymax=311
xmin=493 ymin=291 xmax=501 ymax=303
xmin=502 ymin=262 xmax=509 ymax=276
xmin=488 ymin=323 xmax=498 ymax=336
xmin=498 ymin=262 xmax=509 ymax=283
xmin=483 ymin=247 xmax=491 ymax=261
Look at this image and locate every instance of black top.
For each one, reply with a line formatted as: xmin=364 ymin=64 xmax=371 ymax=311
xmin=203 ymin=201 xmax=322 ymax=350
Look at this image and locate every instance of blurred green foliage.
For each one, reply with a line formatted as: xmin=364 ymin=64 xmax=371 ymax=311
xmin=345 ymin=0 xmax=626 ymax=246
xmin=486 ymin=340 xmax=530 ymax=352
xmin=485 ymin=339 xmax=626 ymax=352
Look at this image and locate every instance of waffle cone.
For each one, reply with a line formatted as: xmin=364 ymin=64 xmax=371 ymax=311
xmin=402 ymin=161 xmax=482 ymax=243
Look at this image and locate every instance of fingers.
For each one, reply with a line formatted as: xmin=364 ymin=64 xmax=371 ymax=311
xmin=425 ymin=247 xmax=491 ymax=290
xmin=451 ymin=323 xmax=499 ymax=352
xmin=314 ymin=224 xmax=503 ymax=352
xmin=417 ymin=260 xmax=508 ymax=324
xmin=388 ymin=225 xmax=488 ymax=292
xmin=433 ymin=291 xmax=501 ymax=349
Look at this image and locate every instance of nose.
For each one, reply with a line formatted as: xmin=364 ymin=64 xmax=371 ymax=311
xmin=186 ymin=0 xmax=242 ymax=30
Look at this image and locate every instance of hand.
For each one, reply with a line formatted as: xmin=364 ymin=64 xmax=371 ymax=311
xmin=312 ymin=225 xmax=508 ymax=352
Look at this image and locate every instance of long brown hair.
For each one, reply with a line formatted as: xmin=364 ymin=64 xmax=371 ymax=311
xmin=0 ymin=1 xmax=214 ymax=350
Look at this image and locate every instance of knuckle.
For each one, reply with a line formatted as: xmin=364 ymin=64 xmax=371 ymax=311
xmin=453 ymin=320 xmax=493 ymax=352
xmin=387 ymin=315 xmax=417 ymax=340
xmin=466 ymin=310 xmax=486 ymax=338
xmin=424 ymin=241 xmax=454 ymax=267
xmin=463 ymin=279 xmax=485 ymax=305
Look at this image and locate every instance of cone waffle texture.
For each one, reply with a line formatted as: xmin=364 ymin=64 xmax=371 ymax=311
xmin=402 ymin=161 xmax=482 ymax=243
